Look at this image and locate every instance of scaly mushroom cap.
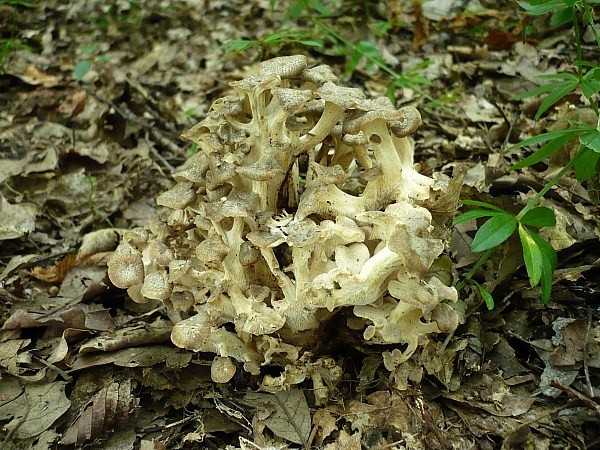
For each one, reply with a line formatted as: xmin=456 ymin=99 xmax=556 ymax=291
xmin=140 ymin=271 xmax=172 ymax=300
xmin=107 ymin=251 xmax=144 ymax=289
xmin=254 ymin=55 xmax=307 ymax=78
xmin=301 ymin=64 xmax=339 ymax=85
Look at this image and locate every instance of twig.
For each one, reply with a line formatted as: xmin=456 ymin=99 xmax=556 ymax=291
xmin=583 ymin=308 xmax=594 ymax=398
xmin=550 ymin=379 xmax=600 ymax=418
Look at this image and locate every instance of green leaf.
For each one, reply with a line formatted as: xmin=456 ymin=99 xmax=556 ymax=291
xmin=347 ymin=40 xmax=386 ymax=74
xmin=3 ymin=0 xmax=38 ymax=7
xmin=575 ymin=146 xmax=600 ymax=181
xmin=507 ymin=127 xmax=583 ymax=151
xmin=296 ymin=39 xmax=323 ymax=47
xmin=512 ymin=132 xmax=573 ymax=170
xmin=537 ymin=72 xmax=579 ymax=80
xmin=535 ymin=79 xmax=578 ymax=119
xmin=580 ymin=130 xmax=600 ymax=152
xmin=550 ymin=6 xmax=574 ymax=26
xmin=345 ymin=48 xmax=362 ymax=74
xmin=576 ymin=60 xmax=600 ymax=69
xmin=581 ymin=80 xmax=600 ymax=98
xmin=472 ymin=280 xmax=495 ymax=310
xmin=460 ymin=200 xmax=508 ymax=213
xmin=74 ymin=59 xmax=91 ymax=81
xmin=309 ymin=0 xmax=334 ymax=16
xmin=222 ymin=39 xmax=257 ymax=53
xmin=529 ymin=231 xmax=557 ymax=304
xmin=519 ymin=224 xmax=543 ymax=286
xmin=518 ymin=0 xmax=566 ymax=16
xmin=471 ymin=213 xmax=518 ymax=253
xmin=511 ymin=78 xmax=575 ymax=100
xmin=520 ymin=206 xmax=557 ymax=227
xmin=283 ymin=0 xmax=309 ymax=21
xmin=452 ymin=209 xmax=505 ymax=226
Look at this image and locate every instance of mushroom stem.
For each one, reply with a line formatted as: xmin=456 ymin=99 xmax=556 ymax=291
xmin=296 ymin=102 xmax=343 ymax=155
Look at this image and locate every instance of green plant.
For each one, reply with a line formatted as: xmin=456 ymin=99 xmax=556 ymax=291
xmin=454 ymin=0 xmax=600 ymax=308
xmin=89 ymin=0 xmax=143 ymax=32
xmin=0 ymin=1 xmax=37 ymax=72
xmin=0 ymin=37 xmax=34 ymax=72
xmin=222 ymin=29 xmax=323 ymax=60
xmin=223 ymin=0 xmax=432 ymax=101
xmin=0 ymin=0 xmax=37 ymax=7
xmin=73 ymin=45 xmax=112 ymax=82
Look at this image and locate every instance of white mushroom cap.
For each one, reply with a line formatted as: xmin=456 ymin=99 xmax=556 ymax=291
xmin=107 ymin=252 xmax=144 ymax=289
xmin=171 ymin=311 xmax=213 ymax=351
xmin=254 ymin=55 xmax=307 ymax=78
xmin=431 ymin=302 xmax=459 ymax=333
xmin=301 ymin=64 xmax=339 ymax=85
xmin=210 ymin=356 xmax=236 ymax=383
xmin=140 ymin=270 xmax=172 ymax=300
xmin=156 ymin=181 xmax=196 ymax=210
xmin=126 ymin=283 xmax=151 ymax=304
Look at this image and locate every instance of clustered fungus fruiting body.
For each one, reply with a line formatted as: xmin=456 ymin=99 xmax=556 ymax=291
xmin=108 ymin=55 xmax=460 ymax=391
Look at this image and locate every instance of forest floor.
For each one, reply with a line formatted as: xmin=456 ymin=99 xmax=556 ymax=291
xmin=1 ymin=0 xmax=599 ymax=449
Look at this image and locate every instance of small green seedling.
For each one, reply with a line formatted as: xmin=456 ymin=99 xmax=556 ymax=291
xmin=223 ymin=0 xmax=433 ymax=102
xmin=223 ymin=29 xmax=323 ymax=59
xmin=455 ymin=0 xmax=600 ymax=308
xmin=453 ymin=201 xmax=557 ymax=308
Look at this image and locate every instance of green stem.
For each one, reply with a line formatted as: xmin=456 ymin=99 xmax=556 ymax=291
xmin=516 ymin=145 xmax=586 ymax=220
xmin=458 ymin=146 xmax=587 ymax=293
xmin=581 ymin=0 xmax=600 ymax=48
xmin=575 ymin=1 xmax=599 ymax=118
xmin=573 ymin=9 xmax=583 ymax=82
xmin=312 ymin=18 xmax=435 ymax=101
xmin=456 ymin=247 xmax=496 ymax=291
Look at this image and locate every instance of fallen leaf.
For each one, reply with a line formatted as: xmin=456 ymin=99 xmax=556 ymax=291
xmin=244 ymin=389 xmax=311 ymax=445
xmin=60 ymin=379 xmax=136 ymax=446
xmin=0 ymin=378 xmax=71 ymax=439
xmin=443 ymin=373 xmax=534 ymax=417
xmin=0 ymin=254 xmax=38 ymax=282
xmin=0 ymin=194 xmax=36 ymax=240
xmin=70 ymin=345 xmax=192 ymax=371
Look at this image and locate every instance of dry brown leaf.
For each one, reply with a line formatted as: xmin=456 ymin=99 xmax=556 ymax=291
xmin=322 ymin=430 xmax=361 ymax=450
xmin=0 ymin=378 xmax=71 ymax=439
xmin=16 ymin=65 xmax=60 ymax=87
xmin=60 ymin=379 xmax=137 ymax=446
xmin=551 ymin=318 xmax=600 ymax=368
xmin=70 ymin=345 xmax=192 ymax=371
xmin=0 ymin=338 xmax=31 ymax=376
xmin=312 ymin=409 xmax=337 ymax=446
xmin=243 ymin=389 xmax=311 ymax=445
xmin=443 ymin=373 xmax=534 ymax=417
xmin=412 ymin=1 xmax=429 ymax=52
xmin=3 ymin=304 xmax=113 ymax=331
xmin=29 ymin=254 xmax=77 ymax=283
xmin=79 ymin=319 xmax=172 ymax=354
xmin=0 ymin=194 xmax=36 ymax=240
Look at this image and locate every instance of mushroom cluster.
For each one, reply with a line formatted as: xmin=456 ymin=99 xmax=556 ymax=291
xmin=108 ymin=55 xmax=459 ymax=390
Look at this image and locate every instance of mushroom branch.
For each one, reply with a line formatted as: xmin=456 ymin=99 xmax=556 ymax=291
xmin=107 ymin=56 xmax=462 ymax=393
